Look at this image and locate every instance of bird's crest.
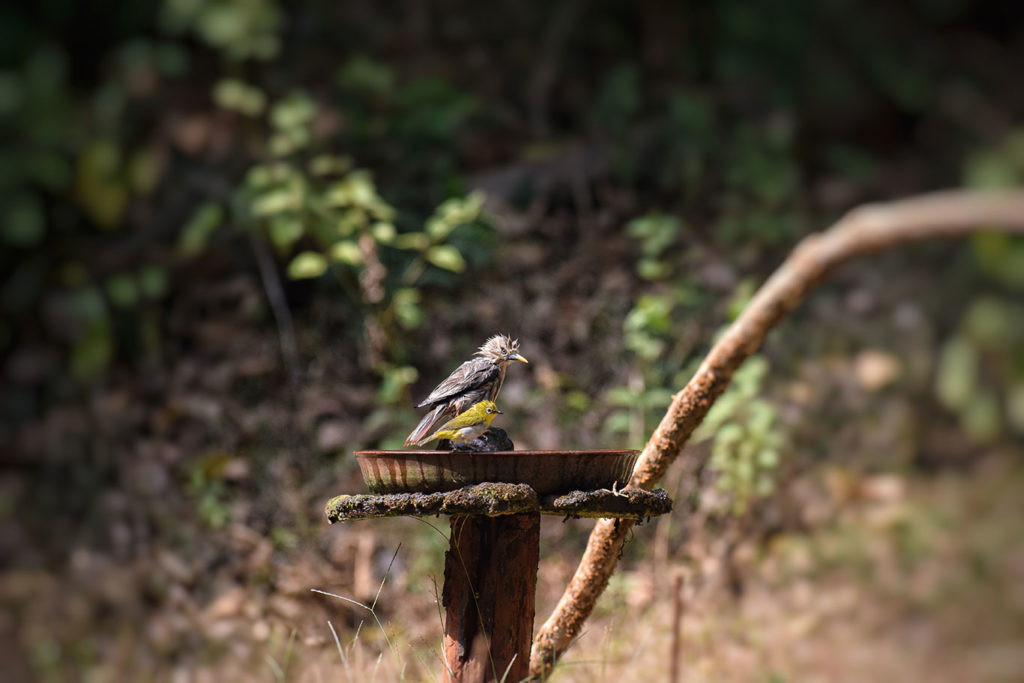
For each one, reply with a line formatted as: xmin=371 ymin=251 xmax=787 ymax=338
xmin=476 ymin=334 xmax=520 ymax=363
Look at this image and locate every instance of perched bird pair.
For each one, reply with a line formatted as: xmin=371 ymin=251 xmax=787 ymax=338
xmin=405 ymin=334 xmax=528 ymax=447
xmin=421 ymin=399 xmax=503 ymax=446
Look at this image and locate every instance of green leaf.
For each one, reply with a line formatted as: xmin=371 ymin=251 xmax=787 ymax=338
xmin=425 ymin=216 xmax=451 ymax=240
xmin=624 ymin=294 xmax=673 ymax=336
xmin=626 ymin=214 xmax=679 ymax=257
xmin=75 ymin=140 xmax=128 ymax=228
xmin=392 ymin=232 xmax=430 ymax=251
xmin=758 ymin=448 xmax=780 ymax=468
xmin=212 ymin=78 xmax=266 ymax=116
xmin=287 ymin=251 xmax=327 ymax=279
xmin=267 ymin=215 xmax=303 ymax=250
xmin=337 ymin=56 xmax=395 ymax=94
xmin=268 ymin=127 xmax=311 ymax=156
xmin=376 ymin=364 xmax=419 ymax=404
xmin=71 ymin=320 xmax=113 ymax=381
xmin=426 ymin=245 xmax=466 ymax=272
xmin=245 ymin=162 xmax=294 ymax=189
xmin=251 ymin=188 xmax=300 ymax=217
xmin=308 ymin=154 xmax=352 ymax=177
xmin=127 ymin=149 xmax=161 ymax=195
xmin=371 ymin=222 xmax=396 ymax=244
xmin=604 ymin=386 xmax=639 ymax=407
xmin=963 ymin=130 xmax=1024 ymax=189
xmin=138 ymin=265 xmax=168 ymax=300
xmin=971 ymin=233 xmax=1024 ymax=290
xmin=367 ymin=198 xmax=396 ymax=221
xmin=637 ymin=258 xmax=670 ymax=280
xmin=716 ymin=423 xmax=743 ymax=446
xmin=964 ymin=297 xmax=1018 ymax=347
xmin=270 ymin=92 xmax=316 ymax=131
xmin=179 ymin=201 xmax=223 ymax=257
xmin=642 ymin=388 xmax=674 ymax=409
xmin=105 ymin=273 xmax=138 ymax=308
xmin=602 ymin=409 xmax=632 ymax=436
xmin=964 ymin=151 xmax=1019 ymax=190
xmin=392 ymin=287 xmax=423 ymax=329
xmin=329 ymin=240 xmax=363 ymax=266
xmin=566 ymin=390 xmax=591 ymax=412
xmin=425 ymin=192 xmax=485 ymax=239
xmin=324 ymin=171 xmax=378 ymax=209
xmin=335 ymin=212 xmax=362 ymax=238
xmin=935 ymin=336 xmax=977 ymax=410
xmin=961 ymin=390 xmax=1002 ymax=442
xmin=727 ymin=278 xmax=757 ymax=320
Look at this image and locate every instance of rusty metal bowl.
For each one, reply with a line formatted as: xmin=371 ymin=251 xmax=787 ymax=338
xmin=354 ymin=449 xmax=639 ymax=495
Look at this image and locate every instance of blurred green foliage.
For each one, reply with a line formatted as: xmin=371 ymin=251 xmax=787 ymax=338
xmin=694 ymin=356 xmax=787 ymax=515
xmin=604 ymin=213 xmax=702 ymax=445
xmin=161 ymin=0 xmax=282 ymax=62
xmin=934 ymin=130 xmax=1024 ymax=441
xmin=1 ymin=0 xmax=1022 ymax=436
xmin=935 ymin=297 xmax=1024 ymax=442
xmin=0 ymin=0 xmax=491 ymax=413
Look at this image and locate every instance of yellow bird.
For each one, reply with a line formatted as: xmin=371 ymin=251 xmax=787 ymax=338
xmin=416 ymin=400 xmax=503 ymax=447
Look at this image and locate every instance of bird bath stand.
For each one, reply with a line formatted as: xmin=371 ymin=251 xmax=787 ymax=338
xmin=325 ymin=450 xmax=673 ymax=682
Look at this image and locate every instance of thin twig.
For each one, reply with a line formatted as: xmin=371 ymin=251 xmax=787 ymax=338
xmin=530 ymin=189 xmax=1024 ymax=677
xmin=669 ymin=572 xmax=684 ymax=683
xmin=249 ymin=229 xmax=301 ymax=388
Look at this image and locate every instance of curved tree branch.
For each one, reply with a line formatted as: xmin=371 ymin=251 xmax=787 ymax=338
xmin=530 ymin=189 xmax=1024 ymax=678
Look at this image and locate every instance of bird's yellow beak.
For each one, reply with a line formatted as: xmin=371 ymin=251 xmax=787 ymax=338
xmin=509 ymin=353 xmax=529 ymax=364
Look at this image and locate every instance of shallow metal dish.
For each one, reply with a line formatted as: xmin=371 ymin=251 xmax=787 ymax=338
xmin=354 ymin=449 xmax=639 ymax=495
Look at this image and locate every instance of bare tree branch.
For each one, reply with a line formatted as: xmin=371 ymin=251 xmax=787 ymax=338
xmin=530 ymin=189 xmax=1024 ymax=678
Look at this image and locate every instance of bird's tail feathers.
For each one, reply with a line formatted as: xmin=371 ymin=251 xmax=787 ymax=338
xmin=404 ymin=405 xmax=448 ymax=446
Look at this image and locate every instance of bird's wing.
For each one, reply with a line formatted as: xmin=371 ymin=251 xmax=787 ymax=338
xmin=416 ymin=359 xmax=501 ymax=408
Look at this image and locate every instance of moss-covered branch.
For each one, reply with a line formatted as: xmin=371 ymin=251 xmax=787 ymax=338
xmin=326 ymin=483 xmax=673 ymax=522
xmin=542 ymin=488 xmax=672 ymax=520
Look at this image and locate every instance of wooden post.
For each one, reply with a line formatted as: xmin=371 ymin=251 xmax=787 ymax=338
xmin=442 ymin=512 xmax=540 ymax=683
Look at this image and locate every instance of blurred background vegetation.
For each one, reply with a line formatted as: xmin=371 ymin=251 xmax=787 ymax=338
xmin=1 ymin=1 xmax=1023 ymax=680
